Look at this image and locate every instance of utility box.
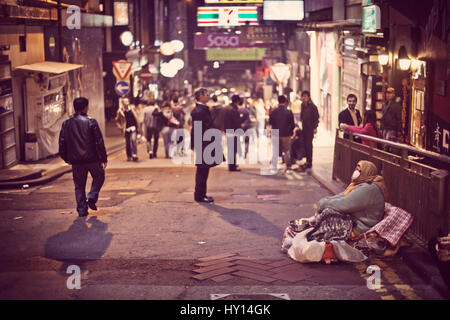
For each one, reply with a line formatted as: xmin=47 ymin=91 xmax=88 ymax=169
xmin=25 ymin=142 xmax=39 ymax=161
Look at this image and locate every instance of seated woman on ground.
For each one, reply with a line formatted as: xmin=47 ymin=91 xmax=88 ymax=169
xmin=340 ymin=110 xmax=378 ymax=146
xmin=316 ymin=160 xmax=388 ymax=235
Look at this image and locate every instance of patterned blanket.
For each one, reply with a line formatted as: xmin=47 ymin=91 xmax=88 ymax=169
xmin=306 ymin=208 xmax=354 ymax=242
xmin=366 ymin=203 xmax=414 ymax=247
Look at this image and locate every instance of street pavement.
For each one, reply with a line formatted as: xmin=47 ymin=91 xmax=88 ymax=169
xmin=0 ymin=123 xmax=447 ymax=300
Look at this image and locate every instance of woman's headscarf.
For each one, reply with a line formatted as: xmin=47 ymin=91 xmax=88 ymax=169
xmin=344 ymin=160 xmax=388 ymax=200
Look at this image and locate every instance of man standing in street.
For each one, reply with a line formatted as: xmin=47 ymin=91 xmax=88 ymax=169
xmin=59 ymin=97 xmax=107 ymax=217
xmin=338 ymin=94 xmax=362 ymax=142
xmin=190 ymin=88 xmax=222 ymax=203
xmin=381 ymin=87 xmax=402 ymax=142
xmin=115 ymin=97 xmax=139 ymax=161
xmin=268 ymin=95 xmax=295 ymax=172
xmin=300 ymin=90 xmax=319 ymax=170
xmin=143 ymin=99 xmax=160 ymax=159
xmin=224 ymin=94 xmax=244 ymax=171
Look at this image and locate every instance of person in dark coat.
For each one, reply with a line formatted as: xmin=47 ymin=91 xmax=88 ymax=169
xmin=59 ymin=97 xmax=107 ymax=217
xmin=224 ymin=94 xmax=244 ymax=171
xmin=190 ymin=88 xmax=223 ymax=203
xmin=338 ymin=94 xmax=362 ymax=142
xmin=300 ymin=90 xmax=319 ymax=170
xmin=268 ymin=95 xmax=296 ymax=171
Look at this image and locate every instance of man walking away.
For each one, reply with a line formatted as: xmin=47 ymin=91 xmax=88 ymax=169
xmin=300 ymin=90 xmax=319 ymax=170
xmin=338 ymin=94 xmax=362 ymax=142
xmin=115 ymin=97 xmax=139 ymax=161
xmin=269 ymin=95 xmax=295 ymax=172
xmin=143 ymin=99 xmax=160 ymax=159
xmin=224 ymin=94 xmax=244 ymax=171
xmin=59 ymin=97 xmax=107 ymax=217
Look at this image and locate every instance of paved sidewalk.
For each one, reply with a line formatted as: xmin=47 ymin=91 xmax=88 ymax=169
xmin=0 ymin=122 xmax=448 ymax=298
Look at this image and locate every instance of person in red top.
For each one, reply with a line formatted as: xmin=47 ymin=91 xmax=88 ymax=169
xmin=340 ymin=110 xmax=378 ymax=146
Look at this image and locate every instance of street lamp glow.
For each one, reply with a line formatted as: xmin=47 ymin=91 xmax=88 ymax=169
xmin=378 ymin=53 xmax=389 ymax=66
xmin=160 ymin=62 xmax=178 ymax=78
xmin=170 ymin=40 xmax=184 ymax=52
xmin=160 ymin=42 xmax=176 ymax=56
xmin=120 ymin=31 xmax=134 ymax=46
xmin=170 ymin=58 xmax=184 ymax=70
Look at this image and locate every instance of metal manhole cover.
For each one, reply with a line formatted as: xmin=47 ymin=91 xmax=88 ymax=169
xmin=210 ymin=293 xmax=290 ymax=300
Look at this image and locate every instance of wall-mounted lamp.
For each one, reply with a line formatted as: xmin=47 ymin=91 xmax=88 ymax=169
xmin=378 ymin=51 xmax=389 ymax=66
xmin=398 ymin=46 xmax=411 ymax=71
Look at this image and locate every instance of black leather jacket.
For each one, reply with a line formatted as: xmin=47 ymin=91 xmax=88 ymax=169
xmin=59 ymin=113 xmax=107 ymax=164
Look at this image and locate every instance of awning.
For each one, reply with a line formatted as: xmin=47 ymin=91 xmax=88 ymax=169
xmin=15 ymin=61 xmax=83 ymax=74
xmin=297 ymin=19 xmax=362 ymax=30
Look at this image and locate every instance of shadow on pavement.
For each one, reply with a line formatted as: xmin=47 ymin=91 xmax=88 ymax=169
xmin=44 ymin=216 xmax=113 ymax=274
xmin=207 ymin=203 xmax=283 ymax=239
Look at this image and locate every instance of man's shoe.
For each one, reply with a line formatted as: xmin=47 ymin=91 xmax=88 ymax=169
xmin=87 ymin=200 xmax=97 ymax=211
xmin=132 ymin=157 xmax=138 ymax=162
xmin=78 ymin=212 xmax=88 ymax=217
xmin=195 ymin=196 xmax=214 ymax=203
xmin=229 ymin=166 xmax=241 ymax=172
xmin=149 ymin=153 xmax=153 ymax=159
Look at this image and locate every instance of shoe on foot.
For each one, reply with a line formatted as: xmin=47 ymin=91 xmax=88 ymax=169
xmin=132 ymin=156 xmax=138 ymax=162
xmin=87 ymin=199 xmax=97 ymax=211
xmin=78 ymin=212 xmax=88 ymax=217
xmin=195 ymin=196 xmax=214 ymax=203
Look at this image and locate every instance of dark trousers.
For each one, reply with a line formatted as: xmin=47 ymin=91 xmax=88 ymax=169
xmin=195 ymin=166 xmax=210 ymax=200
xmin=72 ymin=162 xmax=105 ymax=215
xmin=146 ymin=127 xmax=159 ymax=156
xmin=303 ymin=130 xmax=314 ymax=166
xmin=227 ymin=136 xmax=239 ymax=171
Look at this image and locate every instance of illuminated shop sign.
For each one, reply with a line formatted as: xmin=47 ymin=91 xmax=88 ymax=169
xmin=197 ymin=6 xmax=258 ymax=27
xmin=206 ymin=48 xmax=266 ymax=61
xmin=362 ymin=5 xmax=381 ymax=33
xmin=263 ymin=1 xmax=304 ymax=21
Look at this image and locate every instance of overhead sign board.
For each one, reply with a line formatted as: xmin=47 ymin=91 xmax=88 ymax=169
xmin=197 ymin=6 xmax=258 ymax=27
xmin=206 ymin=48 xmax=266 ymax=61
xmin=362 ymin=5 xmax=381 ymax=33
xmin=205 ymin=0 xmax=262 ymax=2
xmin=263 ymin=1 xmax=304 ymax=21
xmin=240 ymin=26 xmax=285 ymax=43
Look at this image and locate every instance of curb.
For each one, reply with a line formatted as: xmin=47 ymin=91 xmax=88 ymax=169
xmin=0 ymin=142 xmax=125 ymax=190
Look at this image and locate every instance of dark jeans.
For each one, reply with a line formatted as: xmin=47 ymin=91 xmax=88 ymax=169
xmin=72 ymin=162 xmax=105 ymax=215
xmin=195 ymin=166 xmax=210 ymax=200
xmin=146 ymin=127 xmax=159 ymax=156
xmin=227 ymin=136 xmax=240 ymax=170
xmin=303 ymin=130 xmax=314 ymax=166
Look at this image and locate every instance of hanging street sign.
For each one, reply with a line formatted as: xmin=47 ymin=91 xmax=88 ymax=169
xmin=270 ymin=63 xmax=291 ymax=84
xmin=112 ymin=60 xmax=133 ymax=80
xmin=115 ymin=80 xmax=130 ymax=96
